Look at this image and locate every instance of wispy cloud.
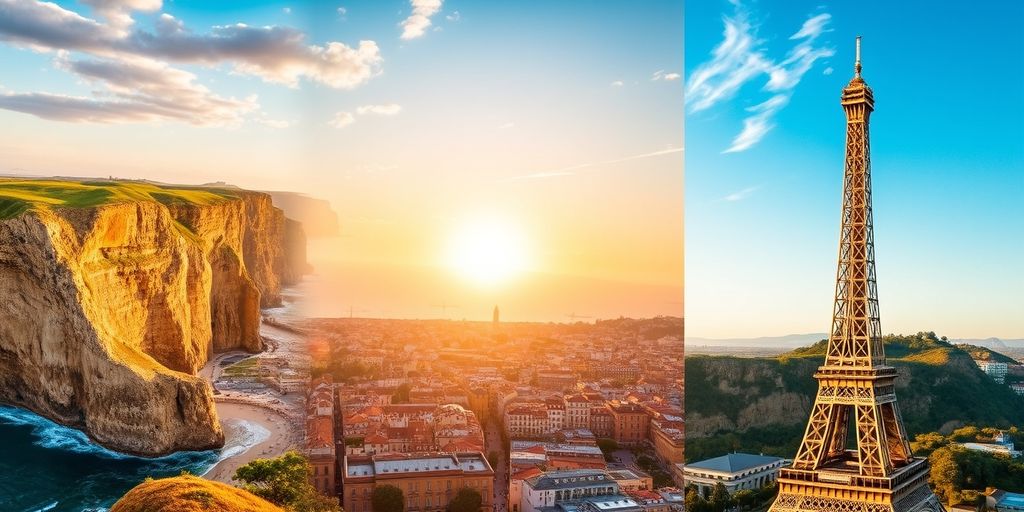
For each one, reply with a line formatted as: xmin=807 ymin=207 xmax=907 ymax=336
xmin=687 ymin=2 xmax=834 ymax=152
xmin=445 ymin=11 xmax=460 ymax=22
xmin=610 ymin=80 xmax=624 ymax=87
xmin=722 ymin=185 xmax=760 ymax=201
xmin=501 ymin=147 xmax=683 ymax=182
xmin=356 ymin=103 xmax=401 ymax=116
xmin=400 ymin=0 xmax=442 ymax=40
xmin=652 ymin=70 xmax=681 ymax=82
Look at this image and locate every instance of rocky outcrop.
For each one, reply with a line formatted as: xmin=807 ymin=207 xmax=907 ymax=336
xmin=111 ymin=474 xmax=285 ymax=512
xmin=0 ymin=191 xmax=306 ymax=456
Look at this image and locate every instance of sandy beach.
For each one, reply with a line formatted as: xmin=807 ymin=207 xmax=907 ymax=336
xmin=204 ymin=400 xmax=302 ymax=483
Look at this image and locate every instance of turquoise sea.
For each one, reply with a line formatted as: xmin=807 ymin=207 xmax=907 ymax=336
xmin=0 ymin=405 xmax=259 ymax=512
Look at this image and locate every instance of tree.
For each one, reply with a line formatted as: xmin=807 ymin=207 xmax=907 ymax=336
xmin=732 ymin=489 xmax=756 ymax=510
xmin=487 ymin=450 xmax=500 ymax=469
xmin=447 ymin=487 xmax=483 ymax=512
xmin=233 ymin=450 xmax=341 ymax=512
xmin=709 ymin=482 xmax=731 ymax=512
xmin=596 ymin=438 xmax=618 ymax=454
xmin=371 ymin=484 xmax=405 ymax=512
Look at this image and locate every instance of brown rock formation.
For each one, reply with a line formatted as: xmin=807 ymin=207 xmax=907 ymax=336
xmin=0 ymin=191 xmax=305 ymax=456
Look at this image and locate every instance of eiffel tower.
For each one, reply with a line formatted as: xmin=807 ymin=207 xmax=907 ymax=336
xmin=767 ymin=38 xmax=943 ymax=512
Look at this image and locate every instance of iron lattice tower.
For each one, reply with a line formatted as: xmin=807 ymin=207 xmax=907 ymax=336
xmin=768 ymin=38 xmax=942 ymax=512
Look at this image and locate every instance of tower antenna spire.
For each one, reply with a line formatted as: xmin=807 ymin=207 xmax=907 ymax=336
xmin=855 ymin=36 xmax=862 ymax=78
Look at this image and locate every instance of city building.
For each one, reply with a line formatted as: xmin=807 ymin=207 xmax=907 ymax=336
xmin=304 ymin=375 xmax=337 ymax=496
xmin=609 ymin=403 xmax=650 ymax=446
xmin=977 ymin=360 xmax=1009 ymax=384
xmin=518 ymin=469 xmax=625 ymax=512
xmin=607 ymin=468 xmax=653 ymax=491
xmin=961 ymin=431 xmax=1021 ymax=458
xmin=683 ymin=453 xmax=785 ymax=496
xmin=986 ymin=488 xmax=1024 ymax=512
xmin=342 ymin=451 xmax=494 ymax=512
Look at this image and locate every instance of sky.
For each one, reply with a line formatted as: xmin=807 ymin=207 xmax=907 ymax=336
xmin=685 ymin=0 xmax=1024 ymax=339
xmin=0 ymin=0 xmax=684 ymax=322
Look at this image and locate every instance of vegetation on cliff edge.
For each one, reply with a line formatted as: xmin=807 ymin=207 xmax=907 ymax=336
xmin=110 ymin=474 xmax=284 ymax=512
xmin=0 ymin=178 xmax=238 ymax=219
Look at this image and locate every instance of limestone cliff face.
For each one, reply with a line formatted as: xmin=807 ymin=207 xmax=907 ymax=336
xmin=0 ymin=191 xmax=305 ymax=456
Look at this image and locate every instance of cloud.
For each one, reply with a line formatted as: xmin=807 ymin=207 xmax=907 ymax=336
xmin=687 ymin=2 xmax=833 ymax=152
xmin=282 ymin=7 xmax=291 ymax=14
xmin=0 ymin=0 xmax=383 ymax=89
xmin=610 ymin=80 xmax=624 ymax=87
xmin=724 ymin=94 xmax=787 ymax=153
xmin=502 ymin=146 xmax=683 ymax=181
xmin=652 ymin=69 xmax=682 ymax=82
xmin=80 ymin=0 xmax=160 ymax=33
xmin=0 ymin=54 xmax=257 ymax=125
xmin=823 ymin=66 xmax=833 ymax=75
xmin=496 ymin=121 xmax=514 ymax=129
xmin=329 ymin=111 xmax=355 ymax=128
xmin=400 ymin=0 xmax=442 ymax=40
xmin=446 ymin=10 xmax=460 ymax=22
xmin=356 ymin=103 xmax=401 ymax=116
xmin=723 ymin=185 xmax=759 ymax=201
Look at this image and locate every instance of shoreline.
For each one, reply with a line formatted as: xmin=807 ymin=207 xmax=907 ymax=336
xmin=203 ymin=400 xmax=301 ymax=483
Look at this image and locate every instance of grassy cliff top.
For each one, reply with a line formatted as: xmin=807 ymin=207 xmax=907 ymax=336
xmin=0 ymin=178 xmax=239 ymax=219
xmin=110 ymin=474 xmax=283 ymax=512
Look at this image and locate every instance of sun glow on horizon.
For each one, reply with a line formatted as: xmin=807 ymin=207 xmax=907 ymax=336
xmin=445 ymin=216 xmax=531 ymax=287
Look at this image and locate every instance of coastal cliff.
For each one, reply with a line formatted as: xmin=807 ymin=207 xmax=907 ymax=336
xmin=0 ymin=180 xmax=307 ymax=456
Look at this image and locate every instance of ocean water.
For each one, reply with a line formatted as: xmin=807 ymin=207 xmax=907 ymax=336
xmin=0 ymin=406 xmax=266 ymax=512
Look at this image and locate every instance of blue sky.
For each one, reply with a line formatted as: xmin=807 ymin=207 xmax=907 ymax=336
xmin=0 ymin=0 xmax=683 ymax=322
xmin=686 ymin=0 xmax=1024 ymax=338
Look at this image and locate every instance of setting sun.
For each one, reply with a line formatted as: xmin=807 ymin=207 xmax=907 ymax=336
xmin=445 ymin=216 xmax=530 ymax=287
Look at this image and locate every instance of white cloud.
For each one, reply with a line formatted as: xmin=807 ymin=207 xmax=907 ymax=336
xmin=651 ymin=69 xmax=664 ymax=81
xmin=282 ymin=7 xmax=291 ymax=14
xmin=329 ymin=111 xmax=355 ymax=128
xmin=724 ymin=94 xmax=787 ymax=153
xmin=823 ymin=66 xmax=833 ymax=75
xmin=0 ymin=54 xmax=257 ymax=125
xmin=400 ymin=0 xmax=442 ymax=40
xmin=0 ymin=0 xmax=384 ymax=89
xmin=687 ymin=2 xmax=833 ymax=152
xmin=80 ymin=0 xmax=160 ymax=33
xmin=723 ymin=185 xmax=759 ymax=201
xmin=446 ymin=10 xmax=460 ymax=22
xmin=663 ymin=73 xmax=681 ymax=81
xmin=356 ymin=103 xmax=401 ymax=116
xmin=610 ymin=80 xmax=624 ymax=87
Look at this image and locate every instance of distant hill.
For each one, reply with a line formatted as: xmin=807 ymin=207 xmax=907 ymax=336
xmin=952 ymin=337 xmax=1024 ymax=349
xmin=955 ymin=344 xmax=1018 ymax=364
xmin=111 ymin=474 xmax=283 ymax=512
xmin=686 ymin=333 xmax=827 ymax=349
xmin=265 ymin=191 xmax=340 ymax=238
xmin=685 ymin=331 xmax=1024 ymax=462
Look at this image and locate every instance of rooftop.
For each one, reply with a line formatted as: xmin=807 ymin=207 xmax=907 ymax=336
xmin=685 ymin=453 xmax=784 ymax=474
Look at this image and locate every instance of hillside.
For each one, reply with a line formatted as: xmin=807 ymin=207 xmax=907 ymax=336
xmin=0 ymin=178 xmax=308 ymax=456
xmin=685 ymin=332 xmax=1024 ymax=462
xmin=111 ymin=474 xmax=284 ymax=512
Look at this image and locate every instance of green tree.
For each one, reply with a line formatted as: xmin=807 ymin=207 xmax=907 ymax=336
xmin=447 ymin=487 xmax=483 ymax=512
xmin=596 ymin=438 xmax=618 ymax=454
xmin=709 ymin=482 xmax=731 ymax=512
xmin=233 ymin=451 xmax=341 ymax=512
xmin=732 ymin=489 xmax=756 ymax=510
xmin=371 ymin=484 xmax=405 ymax=512
xmin=486 ymin=450 xmax=500 ymax=469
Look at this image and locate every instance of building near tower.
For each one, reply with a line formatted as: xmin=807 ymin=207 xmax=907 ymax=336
xmin=768 ymin=38 xmax=943 ymax=512
xmin=682 ymin=453 xmax=785 ymax=496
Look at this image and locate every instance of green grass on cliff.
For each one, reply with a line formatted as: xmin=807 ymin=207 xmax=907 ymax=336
xmin=685 ymin=332 xmax=1024 ymax=462
xmin=0 ymin=178 xmax=238 ymax=219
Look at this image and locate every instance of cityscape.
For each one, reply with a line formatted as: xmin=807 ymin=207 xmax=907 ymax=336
xmin=0 ymin=1 xmax=1021 ymax=512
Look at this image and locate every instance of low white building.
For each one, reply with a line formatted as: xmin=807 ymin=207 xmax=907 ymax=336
xmin=976 ymin=360 xmax=1009 ymax=384
xmin=519 ymin=469 xmax=622 ymax=512
xmin=682 ymin=453 xmax=786 ymax=496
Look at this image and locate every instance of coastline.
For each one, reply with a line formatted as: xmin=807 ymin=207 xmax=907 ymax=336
xmin=200 ymin=285 xmax=309 ymax=484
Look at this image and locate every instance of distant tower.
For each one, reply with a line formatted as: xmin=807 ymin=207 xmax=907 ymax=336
xmin=768 ymin=38 xmax=942 ymax=512
xmin=492 ymin=305 xmax=500 ymax=330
